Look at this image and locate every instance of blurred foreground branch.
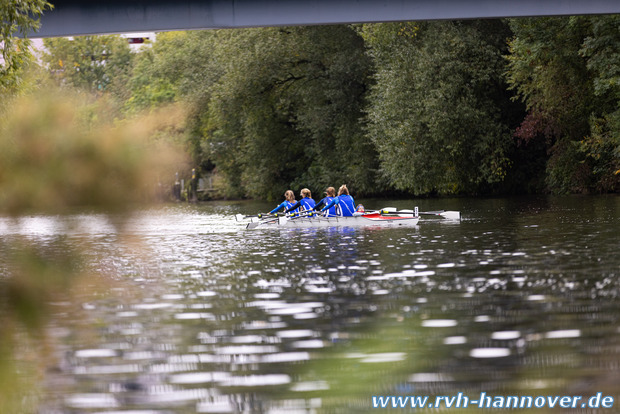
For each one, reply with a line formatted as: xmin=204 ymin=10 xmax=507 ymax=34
xmin=0 ymin=88 xmax=188 ymax=412
xmin=0 ymin=90 xmax=188 ymax=215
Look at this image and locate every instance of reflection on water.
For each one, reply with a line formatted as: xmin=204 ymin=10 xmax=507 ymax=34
xmin=1 ymin=196 xmax=619 ymax=413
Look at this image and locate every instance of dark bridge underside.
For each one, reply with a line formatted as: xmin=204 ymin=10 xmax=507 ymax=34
xmin=36 ymin=0 xmax=620 ymax=38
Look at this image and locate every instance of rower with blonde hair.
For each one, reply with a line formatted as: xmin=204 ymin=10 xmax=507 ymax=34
xmin=321 ymin=184 xmax=356 ymax=217
xmin=314 ymin=186 xmax=337 ymax=216
xmin=269 ymin=190 xmax=297 ymax=214
xmin=286 ymin=188 xmax=316 ymax=213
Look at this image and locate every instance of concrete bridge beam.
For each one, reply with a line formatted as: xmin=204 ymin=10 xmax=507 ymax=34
xmin=35 ymin=0 xmax=620 ymax=38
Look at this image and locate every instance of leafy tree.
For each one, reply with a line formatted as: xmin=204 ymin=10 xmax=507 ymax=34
xmin=0 ymin=0 xmax=52 ymax=93
xmin=127 ymin=31 xmax=231 ymax=177
xmin=130 ymin=27 xmax=377 ymax=200
xmin=42 ymin=35 xmax=134 ymax=99
xmin=579 ymin=15 xmax=620 ymax=191
xmin=507 ymin=17 xmax=596 ymax=193
xmin=362 ymin=20 xmax=517 ymax=195
xmin=204 ymin=26 xmax=377 ymax=199
xmin=126 ymin=43 xmax=176 ymax=111
xmin=201 ymin=28 xmax=314 ymax=198
xmin=507 ymin=15 xmax=620 ymax=193
xmin=127 ymin=31 xmax=223 ymax=111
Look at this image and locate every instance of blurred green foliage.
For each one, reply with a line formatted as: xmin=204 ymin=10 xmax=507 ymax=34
xmin=0 ymin=90 xmax=187 ymax=215
xmin=0 ymin=86 xmax=187 ymax=412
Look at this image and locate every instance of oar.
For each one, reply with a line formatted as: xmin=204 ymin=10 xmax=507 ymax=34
xmin=278 ymin=209 xmax=322 ymax=225
xmin=247 ymin=218 xmax=280 ymax=229
xmin=369 ymin=207 xmax=460 ymax=220
xmin=235 ymin=213 xmax=278 ymax=222
xmin=362 ymin=207 xmax=414 ymax=215
xmin=245 ymin=212 xmax=289 ymax=228
xmin=418 ymin=210 xmax=461 ymax=220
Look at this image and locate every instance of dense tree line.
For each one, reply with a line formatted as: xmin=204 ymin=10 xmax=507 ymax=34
xmin=6 ymin=16 xmax=620 ymax=199
xmin=361 ymin=20 xmax=520 ymax=195
xmin=121 ymin=27 xmax=379 ymax=199
xmin=507 ymin=16 xmax=620 ymax=193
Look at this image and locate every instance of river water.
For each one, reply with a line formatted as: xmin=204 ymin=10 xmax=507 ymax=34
xmin=2 ymin=195 xmax=619 ymax=413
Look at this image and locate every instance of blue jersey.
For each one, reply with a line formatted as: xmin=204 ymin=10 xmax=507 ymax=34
xmin=315 ymin=196 xmax=336 ymax=216
xmin=287 ymin=197 xmax=316 ymax=213
xmin=322 ymin=194 xmax=356 ymax=217
xmin=300 ymin=197 xmax=316 ymax=211
xmin=269 ymin=200 xmax=294 ymax=214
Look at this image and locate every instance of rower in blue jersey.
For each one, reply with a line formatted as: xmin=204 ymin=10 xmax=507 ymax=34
xmin=314 ymin=186 xmax=337 ymax=216
xmin=269 ymin=190 xmax=296 ymax=214
xmin=321 ymin=184 xmax=356 ymax=216
xmin=286 ymin=188 xmax=316 ymax=213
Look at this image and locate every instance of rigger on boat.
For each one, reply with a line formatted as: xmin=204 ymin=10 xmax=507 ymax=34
xmin=235 ymin=207 xmax=460 ymax=230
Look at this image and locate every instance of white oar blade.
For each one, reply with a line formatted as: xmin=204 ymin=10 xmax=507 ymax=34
xmin=278 ymin=216 xmax=289 ymax=226
xmin=440 ymin=211 xmax=461 ymax=220
xmin=235 ymin=214 xmax=245 ymax=222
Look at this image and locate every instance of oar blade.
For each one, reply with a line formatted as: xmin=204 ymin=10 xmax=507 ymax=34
xmin=440 ymin=211 xmax=461 ymax=220
xmin=417 ymin=210 xmax=461 ymax=220
xmin=235 ymin=214 xmax=245 ymax=222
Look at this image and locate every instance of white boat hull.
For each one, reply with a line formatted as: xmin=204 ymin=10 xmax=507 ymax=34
xmin=247 ymin=212 xmax=419 ymax=230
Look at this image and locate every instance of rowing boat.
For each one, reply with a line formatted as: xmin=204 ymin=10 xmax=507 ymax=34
xmin=266 ymin=212 xmax=419 ymax=229
xmin=236 ymin=207 xmax=460 ymax=230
